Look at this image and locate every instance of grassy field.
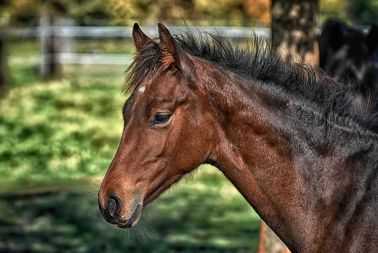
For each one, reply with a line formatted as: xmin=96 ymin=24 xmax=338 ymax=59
xmin=0 ymin=41 xmax=261 ymax=252
xmin=0 ymin=65 xmax=125 ymax=188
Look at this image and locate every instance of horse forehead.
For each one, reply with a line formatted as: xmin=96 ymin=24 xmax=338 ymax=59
xmin=136 ymin=83 xmax=172 ymax=96
xmin=135 ymin=74 xmax=182 ymax=99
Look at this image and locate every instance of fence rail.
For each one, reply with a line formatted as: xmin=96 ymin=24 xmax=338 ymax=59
xmin=1 ymin=26 xmax=270 ymax=69
xmin=58 ymin=53 xmax=132 ymax=65
xmin=1 ymin=26 xmax=270 ymax=39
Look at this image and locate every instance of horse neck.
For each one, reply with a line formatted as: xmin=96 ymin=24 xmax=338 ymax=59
xmin=194 ymin=59 xmax=377 ymax=252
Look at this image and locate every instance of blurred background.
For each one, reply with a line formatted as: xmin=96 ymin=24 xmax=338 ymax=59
xmin=0 ymin=0 xmax=377 ymax=252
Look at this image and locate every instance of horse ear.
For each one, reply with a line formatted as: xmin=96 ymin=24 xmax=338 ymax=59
xmin=158 ymin=23 xmax=181 ymax=70
xmin=132 ymin=23 xmax=156 ymax=52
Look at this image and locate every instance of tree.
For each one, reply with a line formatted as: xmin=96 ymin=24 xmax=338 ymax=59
xmin=244 ymin=0 xmax=270 ymax=26
xmin=108 ymin=0 xmax=271 ymax=26
xmin=347 ymin=0 xmax=378 ymax=25
xmin=0 ymin=0 xmax=10 ymax=95
xmin=271 ymin=0 xmax=319 ymax=65
xmin=258 ymin=1 xmax=320 ymax=252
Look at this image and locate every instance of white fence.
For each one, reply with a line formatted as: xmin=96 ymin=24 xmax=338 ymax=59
xmin=1 ymin=26 xmax=270 ymax=68
xmin=3 ymin=26 xmax=270 ymax=39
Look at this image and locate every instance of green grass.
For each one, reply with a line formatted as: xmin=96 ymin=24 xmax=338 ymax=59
xmin=0 ymin=168 xmax=260 ymax=253
xmin=0 ymin=42 xmax=261 ymax=252
xmin=0 ymin=64 xmax=126 ymax=187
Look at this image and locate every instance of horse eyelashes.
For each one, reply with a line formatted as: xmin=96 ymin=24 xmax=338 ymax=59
xmin=153 ymin=114 xmax=171 ymax=125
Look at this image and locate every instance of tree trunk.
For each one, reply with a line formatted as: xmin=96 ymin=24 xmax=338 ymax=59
xmin=258 ymin=1 xmax=319 ymax=252
xmin=271 ymin=0 xmax=319 ymax=65
xmin=0 ymin=36 xmax=7 ymax=95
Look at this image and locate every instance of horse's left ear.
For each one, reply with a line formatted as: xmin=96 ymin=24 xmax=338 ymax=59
xmin=158 ymin=23 xmax=181 ymax=70
xmin=132 ymin=23 xmax=157 ymax=52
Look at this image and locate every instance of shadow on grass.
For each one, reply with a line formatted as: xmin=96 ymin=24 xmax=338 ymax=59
xmin=0 ymin=181 xmax=260 ymax=253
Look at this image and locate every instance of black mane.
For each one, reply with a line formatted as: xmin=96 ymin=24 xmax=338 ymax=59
xmin=125 ymin=30 xmax=378 ymax=134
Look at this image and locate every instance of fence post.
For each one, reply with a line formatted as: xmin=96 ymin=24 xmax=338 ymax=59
xmin=57 ymin=17 xmax=75 ymax=55
xmin=39 ymin=9 xmax=60 ymax=78
xmin=0 ymin=35 xmax=7 ymax=94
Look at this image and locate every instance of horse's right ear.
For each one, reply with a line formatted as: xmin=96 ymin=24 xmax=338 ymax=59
xmin=132 ymin=23 xmax=156 ymax=52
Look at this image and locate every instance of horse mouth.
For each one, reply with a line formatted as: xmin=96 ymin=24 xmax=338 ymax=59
xmin=117 ymin=203 xmax=143 ymax=229
xmin=116 ymin=175 xmax=183 ymax=229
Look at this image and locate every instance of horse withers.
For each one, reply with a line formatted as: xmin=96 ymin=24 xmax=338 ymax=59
xmin=99 ymin=24 xmax=378 ymax=252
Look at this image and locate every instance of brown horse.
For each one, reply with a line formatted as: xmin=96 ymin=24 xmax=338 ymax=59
xmin=98 ymin=24 xmax=378 ymax=253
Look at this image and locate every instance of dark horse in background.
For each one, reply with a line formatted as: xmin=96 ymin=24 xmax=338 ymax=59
xmin=99 ymin=24 xmax=378 ymax=252
xmin=318 ymin=19 xmax=378 ymax=110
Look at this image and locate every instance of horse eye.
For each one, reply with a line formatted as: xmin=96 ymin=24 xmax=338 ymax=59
xmin=153 ymin=114 xmax=171 ymax=125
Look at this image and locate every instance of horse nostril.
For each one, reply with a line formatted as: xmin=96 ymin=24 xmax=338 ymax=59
xmin=107 ymin=196 xmax=120 ymax=219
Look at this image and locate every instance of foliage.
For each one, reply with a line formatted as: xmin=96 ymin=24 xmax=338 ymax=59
xmin=108 ymin=0 xmax=270 ymax=26
xmin=1 ymin=0 xmax=378 ymax=27
xmin=0 ymin=0 xmax=111 ymax=26
xmin=244 ymin=0 xmax=271 ymax=26
xmin=320 ymin=0 xmax=378 ymax=25
xmin=63 ymin=0 xmax=111 ymax=26
xmin=0 ymin=0 xmax=271 ymax=26
xmin=320 ymin=0 xmax=349 ymax=22
xmin=0 ymin=0 xmax=41 ymax=26
xmin=348 ymin=0 xmax=378 ymax=25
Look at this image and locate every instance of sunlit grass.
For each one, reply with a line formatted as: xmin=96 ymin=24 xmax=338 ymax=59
xmin=0 ymin=64 xmax=126 ymax=188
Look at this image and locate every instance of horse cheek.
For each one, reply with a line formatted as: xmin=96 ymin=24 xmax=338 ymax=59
xmin=174 ymin=123 xmax=209 ymax=172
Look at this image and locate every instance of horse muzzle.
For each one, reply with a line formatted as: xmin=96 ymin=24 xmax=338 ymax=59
xmin=98 ymin=194 xmax=143 ymax=228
